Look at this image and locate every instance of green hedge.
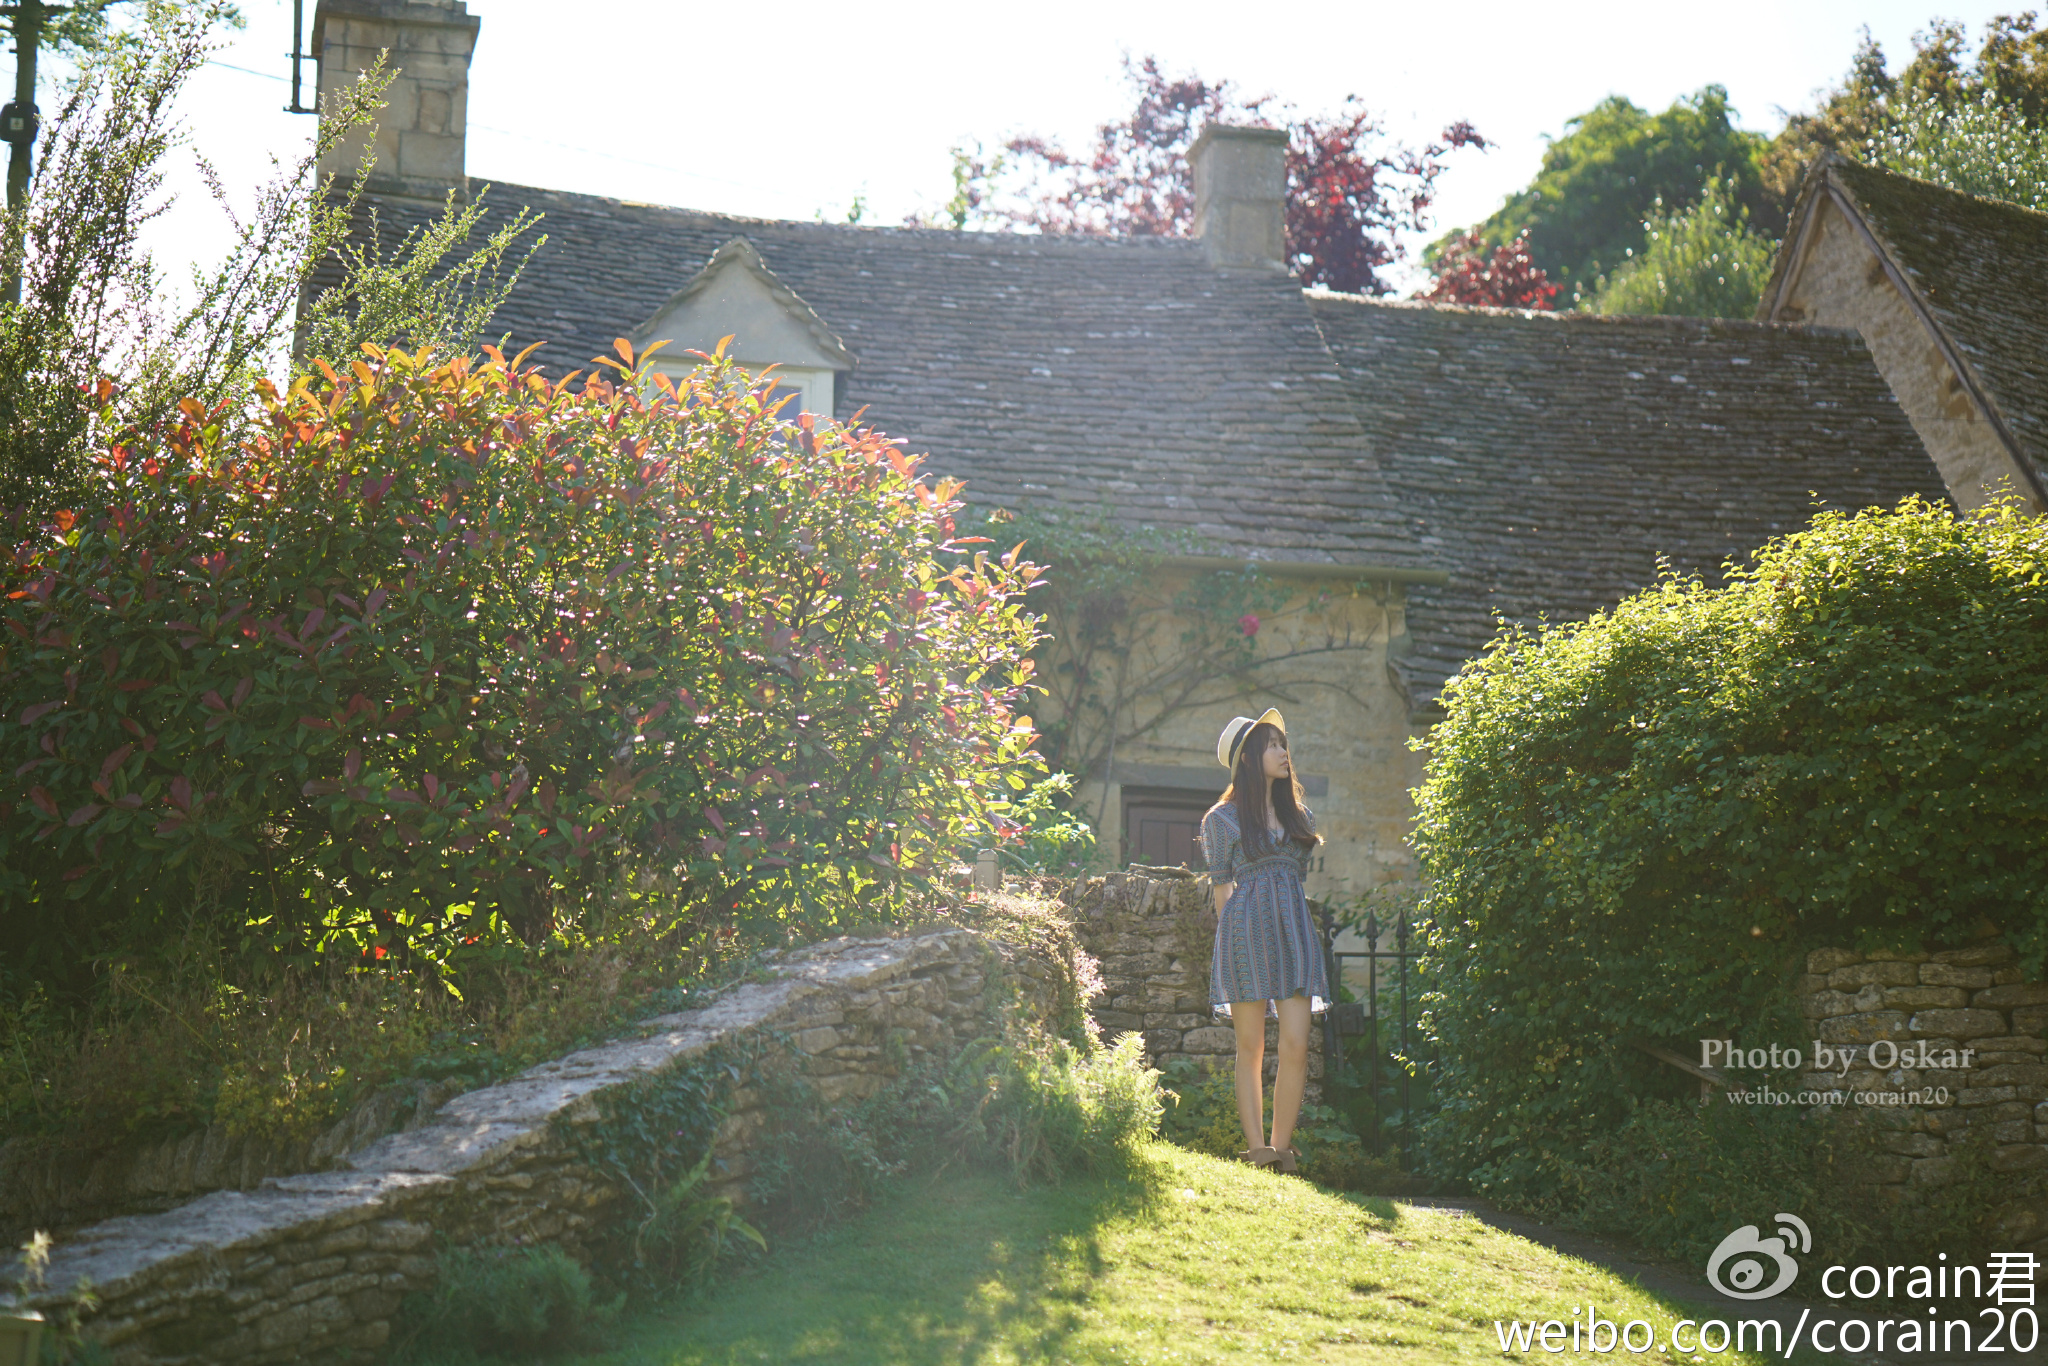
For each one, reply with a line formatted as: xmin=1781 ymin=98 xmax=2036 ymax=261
xmin=1412 ymin=498 xmax=2048 ymax=1218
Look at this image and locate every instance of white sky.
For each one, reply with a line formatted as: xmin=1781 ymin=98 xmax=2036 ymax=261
xmin=14 ymin=0 xmax=2029 ymax=300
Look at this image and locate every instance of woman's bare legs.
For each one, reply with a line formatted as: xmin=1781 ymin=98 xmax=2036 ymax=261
xmin=1269 ymin=995 xmax=1313 ymax=1153
xmin=1229 ymin=1000 xmax=1269 ymax=1153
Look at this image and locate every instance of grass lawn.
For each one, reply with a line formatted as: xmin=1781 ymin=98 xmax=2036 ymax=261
xmin=554 ymin=1142 xmax=1777 ymax=1366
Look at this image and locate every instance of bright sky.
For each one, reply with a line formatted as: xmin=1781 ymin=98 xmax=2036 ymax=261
xmin=15 ymin=0 xmax=2029 ymax=299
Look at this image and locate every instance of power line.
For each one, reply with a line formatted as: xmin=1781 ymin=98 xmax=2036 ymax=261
xmin=207 ymin=57 xmax=286 ymax=81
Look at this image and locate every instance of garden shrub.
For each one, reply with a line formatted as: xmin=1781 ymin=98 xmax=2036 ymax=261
xmin=926 ymin=888 xmax=1108 ymax=1043
xmin=969 ymin=770 xmax=1097 ymax=877
xmin=1554 ymin=1097 xmax=2008 ymax=1274
xmin=0 ymin=342 xmax=1043 ymax=1000
xmin=1413 ymin=498 xmax=2048 ymax=1252
xmin=747 ymin=1023 xmax=1163 ymax=1218
xmin=554 ymin=1030 xmax=775 ymax=1297
xmin=622 ymin=1152 xmax=766 ymax=1291
xmin=390 ymin=1244 xmax=620 ymax=1362
xmin=0 ymin=923 xmax=744 ymax=1168
xmin=945 ymin=1028 xmax=1163 ymax=1184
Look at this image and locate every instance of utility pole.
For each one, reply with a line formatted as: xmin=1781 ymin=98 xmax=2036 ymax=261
xmin=2 ymin=0 xmax=63 ymax=307
xmin=285 ymin=0 xmax=315 ymax=114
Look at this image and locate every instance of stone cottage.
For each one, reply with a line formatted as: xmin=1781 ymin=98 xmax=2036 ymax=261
xmin=308 ymin=0 xmax=1951 ymax=907
xmin=1762 ymin=152 xmax=2048 ymax=515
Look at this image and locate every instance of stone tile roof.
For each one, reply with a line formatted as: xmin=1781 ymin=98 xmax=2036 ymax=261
xmin=341 ymin=184 xmax=1426 ymax=571
xmin=1306 ymin=297 xmax=1950 ymax=710
xmin=1818 ymin=157 xmax=2048 ymax=492
xmin=338 ymin=185 xmax=1948 ymax=714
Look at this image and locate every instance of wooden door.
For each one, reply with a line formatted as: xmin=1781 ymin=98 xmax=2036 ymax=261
xmin=1124 ymin=800 xmax=1210 ymax=870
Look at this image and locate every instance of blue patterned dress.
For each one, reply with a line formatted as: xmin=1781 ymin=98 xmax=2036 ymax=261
xmin=1201 ymin=801 xmax=1329 ymax=1016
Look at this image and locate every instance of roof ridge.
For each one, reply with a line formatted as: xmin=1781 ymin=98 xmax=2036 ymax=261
xmin=1826 ymin=152 xmax=2048 ymax=227
xmin=470 ymin=178 xmax=1205 ymax=250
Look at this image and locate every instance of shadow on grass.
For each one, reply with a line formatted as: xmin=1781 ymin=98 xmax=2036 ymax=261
xmin=594 ymin=1157 xmax=1173 ymax=1366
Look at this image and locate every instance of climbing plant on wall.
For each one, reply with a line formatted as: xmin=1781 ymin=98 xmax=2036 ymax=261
xmin=996 ymin=507 xmax=1392 ymax=830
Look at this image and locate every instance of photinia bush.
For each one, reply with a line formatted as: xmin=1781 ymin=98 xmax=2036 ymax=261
xmin=0 ymin=342 xmax=1043 ymax=995
xmin=1412 ymin=498 xmax=2048 ymax=1212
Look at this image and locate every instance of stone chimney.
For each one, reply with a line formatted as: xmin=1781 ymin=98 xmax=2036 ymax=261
xmin=1190 ymin=124 xmax=1288 ymax=270
xmin=312 ymin=0 xmax=479 ymax=200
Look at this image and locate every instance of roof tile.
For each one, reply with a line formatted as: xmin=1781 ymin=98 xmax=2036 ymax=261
xmin=1308 ymin=297 xmax=1949 ymax=708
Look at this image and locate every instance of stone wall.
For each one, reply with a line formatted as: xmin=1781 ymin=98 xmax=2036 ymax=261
xmin=7 ymin=927 xmax=1061 ymax=1365
xmin=1797 ymin=941 xmax=2048 ymax=1235
xmin=0 ymin=1079 xmax=476 ymax=1248
xmin=1066 ymin=868 xmax=1324 ymax=1100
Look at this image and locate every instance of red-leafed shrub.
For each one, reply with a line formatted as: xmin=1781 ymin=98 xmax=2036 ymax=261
xmin=0 ymin=344 xmax=1043 ymax=996
xmin=1420 ymin=230 xmax=1560 ymax=310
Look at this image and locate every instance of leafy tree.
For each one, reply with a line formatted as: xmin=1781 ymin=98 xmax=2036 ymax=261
xmin=2 ymin=0 xmax=144 ymax=60
xmin=1978 ymin=11 xmax=2048 ymax=121
xmin=1581 ymin=178 xmax=1776 ymax=318
xmin=1440 ymin=86 xmax=1772 ymax=301
xmin=979 ymin=56 xmax=1485 ymax=294
xmin=1762 ymin=14 xmax=2048 ymax=203
xmin=2 ymin=0 xmax=190 ymax=241
xmin=1866 ymin=88 xmax=2048 ymax=210
xmin=0 ymin=345 xmax=1044 ymax=1000
xmin=299 ymin=192 xmax=542 ymax=366
xmin=1413 ymin=498 xmax=2048 ymax=1222
xmin=0 ymin=0 xmax=539 ymax=517
xmin=1419 ymin=230 xmax=1558 ymax=309
xmin=903 ymin=142 xmax=1008 ymax=231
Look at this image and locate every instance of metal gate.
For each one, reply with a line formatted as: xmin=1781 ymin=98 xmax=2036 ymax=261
xmin=1318 ymin=906 xmax=1432 ymax=1163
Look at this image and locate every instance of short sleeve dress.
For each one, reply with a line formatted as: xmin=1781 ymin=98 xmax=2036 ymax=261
xmin=1200 ymin=801 xmax=1329 ymax=1015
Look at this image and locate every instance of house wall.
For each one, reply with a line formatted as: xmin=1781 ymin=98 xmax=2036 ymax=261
xmin=1777 ymin=196 xmax=2039 ymax=514
xmin=1068 ymin=570 xmax=1420 ymax=903
xmin=640 ymin=260 xmax=845 ymax=371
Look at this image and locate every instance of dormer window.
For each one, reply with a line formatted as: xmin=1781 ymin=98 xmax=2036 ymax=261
xmin=634 ymin=237 xmax=852 ymax=420
xmin=757 ymin=368 xmax=835 ymax=420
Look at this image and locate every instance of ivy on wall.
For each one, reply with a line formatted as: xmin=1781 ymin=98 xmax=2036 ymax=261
xmin=994 ymin=508 xmax=1391 ymax=834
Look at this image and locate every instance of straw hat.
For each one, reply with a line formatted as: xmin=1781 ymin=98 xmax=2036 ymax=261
xmin=1216 ymin=708 xmax=1285 ymax=770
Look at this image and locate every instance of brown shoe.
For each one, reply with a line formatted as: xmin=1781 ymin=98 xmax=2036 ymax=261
xmin=1274 ymin=1146 xmax=1302 ymax=1175
xmin=1238 ymin=1145 xmax=1279 ymax=1167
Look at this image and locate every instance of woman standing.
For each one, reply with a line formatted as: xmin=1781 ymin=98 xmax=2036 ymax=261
xmin=1201 ymin=709 xmax=1328 ymax=1173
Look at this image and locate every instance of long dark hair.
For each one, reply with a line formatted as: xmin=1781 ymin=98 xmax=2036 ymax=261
xmin=1214 ymin=722 xmax=1318 ymax=855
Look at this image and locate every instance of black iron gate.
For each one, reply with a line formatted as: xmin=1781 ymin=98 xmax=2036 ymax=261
xmin=1316 ymin=905 xmax=1432 ymax=1162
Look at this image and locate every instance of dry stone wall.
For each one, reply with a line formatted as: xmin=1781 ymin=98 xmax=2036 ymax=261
xmin=6 ymin=927 xmax=1060 ymax=1366
xmin=1798 ymin=941 xmax=2048 ymax=1178
xmin=1065 ymin=867 xmax=1324 ymax=1099
xmin=1796 ymin=940 xmax=2048 ymax=1252
xmin=0 ymin=1078 xmax=474 ymax=1247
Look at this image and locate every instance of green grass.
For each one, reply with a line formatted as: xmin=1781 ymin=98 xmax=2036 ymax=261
xmin=535 ymin=1142 xmax=1779 ymax=1366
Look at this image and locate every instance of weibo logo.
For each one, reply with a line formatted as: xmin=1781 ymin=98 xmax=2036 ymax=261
xmin=1705 ymin=1213 xmax=1811 ymax=1300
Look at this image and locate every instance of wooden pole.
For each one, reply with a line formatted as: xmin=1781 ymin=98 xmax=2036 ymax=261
xmin=3 ymin=0 xmax=47 ymax=306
